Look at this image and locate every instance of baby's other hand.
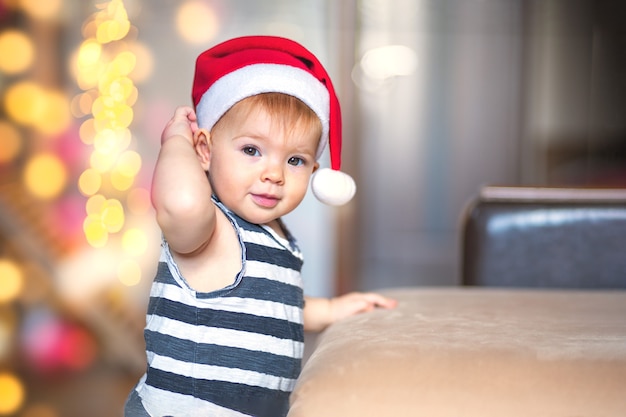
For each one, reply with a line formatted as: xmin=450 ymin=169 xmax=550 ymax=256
xmin=330 ymin=292 xmax=397 ymax=323
xmin=161 ymin=106 xmax=199 ymax=145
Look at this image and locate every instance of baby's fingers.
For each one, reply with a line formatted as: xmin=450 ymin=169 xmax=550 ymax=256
xmin=361 ymin=292 xmax=398 ymax=309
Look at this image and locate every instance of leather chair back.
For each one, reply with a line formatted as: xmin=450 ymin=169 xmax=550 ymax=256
xmin=461 ymin=186 xmax=626 ymax=288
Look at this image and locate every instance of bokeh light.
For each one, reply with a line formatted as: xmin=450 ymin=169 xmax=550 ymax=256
xmin=82 ymin=194 xmax=130 ymax=247
xmin=111 ymin=149 xmax=141 ymax=190
xmin=85 ymin=194 xmax=106 ymax=215
xmin=0 ymin=120 xmax=22 ymax=164
xmin=122 ymin=228 xmax=146 ymax=257
xmin=176 ymin=1 xmax=219 ymax=44
xmin=360 ymin=45 xmax=418 ymax=80
xmin=4 ymin=81 xmax=44 ymax=126
xmin=108 ymin=50 xmax=135 ymax=78
xmin=0 ymin=259 xmax=23 ymax=304
xmin=0 ymin=29 xmax=35 ymax=75
xmin=20 ymin=309 xmax=98 ymax=374
xmin=0 ymin=372 xmax=25 ymax=415
xmin=83 ymin=215 xmax=108 ymax=248
xmin=18 ymin=0 xmax=62 ymax=21
xmin=89 ymin=150 xmax=115 ymax=177
xmin=117 ymin=259 xmax=141 ymax=286
xmin=101 ymin=198 xmax=124 ymax=233
xmin=0 ymin=0 xmax=153 ymax=414
xmin=95 ymin=0 xmax=130 ymax=43
xmin=3 ymin=81 xmax=71 ymax=135
xmin=73 ymin=0 xmax=147 ymax=249
xmin=78 ymin=168 xmax=102 ymax=196
xmin=79 ymin=118 xmax=96 ymax=145
xmin=23 ymin=153 xmax=68 ymax=200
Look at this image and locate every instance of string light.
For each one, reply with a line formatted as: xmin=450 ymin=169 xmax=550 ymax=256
xmin=0 ymin=259 xmax=23 ymax=304
xmin=0 ymin=372 xmax=25 ymax=415
xmin=0 ymin=29 xmax=35 ymax=74
xmin=23 ymin=154 xmax=68 ymax=200
xmin=73 ymin=0 xmax=148 ymax=268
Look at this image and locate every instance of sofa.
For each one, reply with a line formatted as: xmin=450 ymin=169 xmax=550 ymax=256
xmin=288 ymin=287 xmax=626 ymax=417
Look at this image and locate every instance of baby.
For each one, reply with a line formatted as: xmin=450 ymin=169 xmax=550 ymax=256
xmin=125 ymin=36 xmax=396 ymax=417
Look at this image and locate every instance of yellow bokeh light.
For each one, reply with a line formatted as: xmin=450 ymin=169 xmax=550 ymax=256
xmin=104 ymin=76 xmax=134 ymax=102
xmin=0 ymin=121 xmax=22 ymax=164
xmin=0 ymin=372 xmax=25 ymax=414
xmin=90 ymin=149 xmax=116 ymax=172
xmin=96 ymin=0 xmax=130 ymax=44
xmin=117 ymin=259 xmax=141 ymax=286
xmin=117 ymin=128 xmax=132 ymax=150
xmin=86 ymin=194 xmax=106 ymax=215
xmin=111 ymin=149 xmax=141 ymax=191
xmin=0 ymin=260 xmax=23 ymax=303
xmin=110 ymin=169 xmax=134 ymax=191
xmin=78 ymin=0 xmax=141 ymax=248
xmin=77 ymin=39 xmax=102 ymax=68
xmin=93 ymin=128 xmax=121 ymax=155
xmin=117 ymin=150 xmax=141 ymax=177
xmin=101 ymin=198 xmax=125 ymax=233
xmin=23 ymin=153 xmax=67 ymax=200
xmin=4 ymin=81 xmax=44 ymax=126
xmin=176 ymin=1 xmax=219 ymax=44
xmin=110 ymin=50 xmax=136 ymax=76
xmin=83 ymin=215 xmax=108 ymax=248
xmin=19 ymin=0 xmax=62 ymax=21
xmin=78 ymin=168 xmax=102 ymax=196
xmin=73 ymin=40 xmax=105 ymax=90
xmin=0 ymin=30 xmax=35 ymax=74
xmin=91 ymin=128 xmax=131 ymax=158
xmin=122 ymin=228 xmax=147 ymax=257
xmin=92 ymin=99 xmax=134 ymax=128
xmin=75 ymin=65 xmax=105 ymax=91
xmin=4 ymin=82 xmax=70 ymax=135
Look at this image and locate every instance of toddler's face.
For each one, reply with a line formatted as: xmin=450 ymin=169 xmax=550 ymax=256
xmin=207 ymin=106 xmax=319 ymax=226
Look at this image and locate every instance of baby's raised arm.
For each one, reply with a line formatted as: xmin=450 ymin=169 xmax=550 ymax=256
xmin=151 ymin=106 xmax=216 ymax=254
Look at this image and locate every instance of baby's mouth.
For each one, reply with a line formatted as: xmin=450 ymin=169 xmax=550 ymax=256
xmin=251 ymin=193 xmax=280 ymax=208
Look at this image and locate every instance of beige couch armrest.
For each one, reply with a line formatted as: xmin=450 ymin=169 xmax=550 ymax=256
xmin=289 ymin=288 xmax=626 ymax=417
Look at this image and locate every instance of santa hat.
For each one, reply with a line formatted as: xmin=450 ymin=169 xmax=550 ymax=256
xmin=192 ymin=35 xmax=355 ymax=206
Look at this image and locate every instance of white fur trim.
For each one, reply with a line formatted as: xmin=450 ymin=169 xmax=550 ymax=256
xmin=195 ymin=63 xmax=330 ymax=158
xmin=311 ymin=168 xmax=356 ymax=206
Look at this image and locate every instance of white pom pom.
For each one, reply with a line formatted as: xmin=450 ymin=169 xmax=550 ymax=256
xmin=311 ymin=168 xmax=356 ymax=206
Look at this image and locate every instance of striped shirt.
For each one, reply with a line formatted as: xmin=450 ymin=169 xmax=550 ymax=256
xmin=132 ymin=200 xmax=305 ymax=417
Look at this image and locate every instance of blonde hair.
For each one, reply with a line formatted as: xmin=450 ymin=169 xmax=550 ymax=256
xmin=212 ymin=92 xmax=322 ymax=147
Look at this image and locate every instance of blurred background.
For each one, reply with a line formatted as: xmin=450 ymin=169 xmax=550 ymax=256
xmin=0 ymin=0 xmax=625 ymax=415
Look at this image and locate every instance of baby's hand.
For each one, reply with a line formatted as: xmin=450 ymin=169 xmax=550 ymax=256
xmin=161 ymin=106 xmax=199 ymax=145
xmin=329 ymin=292 xmax=397 ymax=323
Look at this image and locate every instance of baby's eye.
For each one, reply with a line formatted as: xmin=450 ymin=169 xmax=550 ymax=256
xmin=288 ymin=156 xmax=305 ymax=166
xmin=242 ymin=146 xmax=260 ymax=156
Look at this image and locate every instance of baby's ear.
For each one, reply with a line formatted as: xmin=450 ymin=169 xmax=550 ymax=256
xmin=193 ymin=128 xmax=211 ymax=170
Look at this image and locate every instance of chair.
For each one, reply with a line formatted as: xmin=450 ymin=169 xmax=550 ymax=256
xmin=461 ymin=186 xmax=626 ymax=288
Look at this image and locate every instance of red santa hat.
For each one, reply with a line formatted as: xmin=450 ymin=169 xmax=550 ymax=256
xmin=191 ymin=35 xmax=355 ymax=206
